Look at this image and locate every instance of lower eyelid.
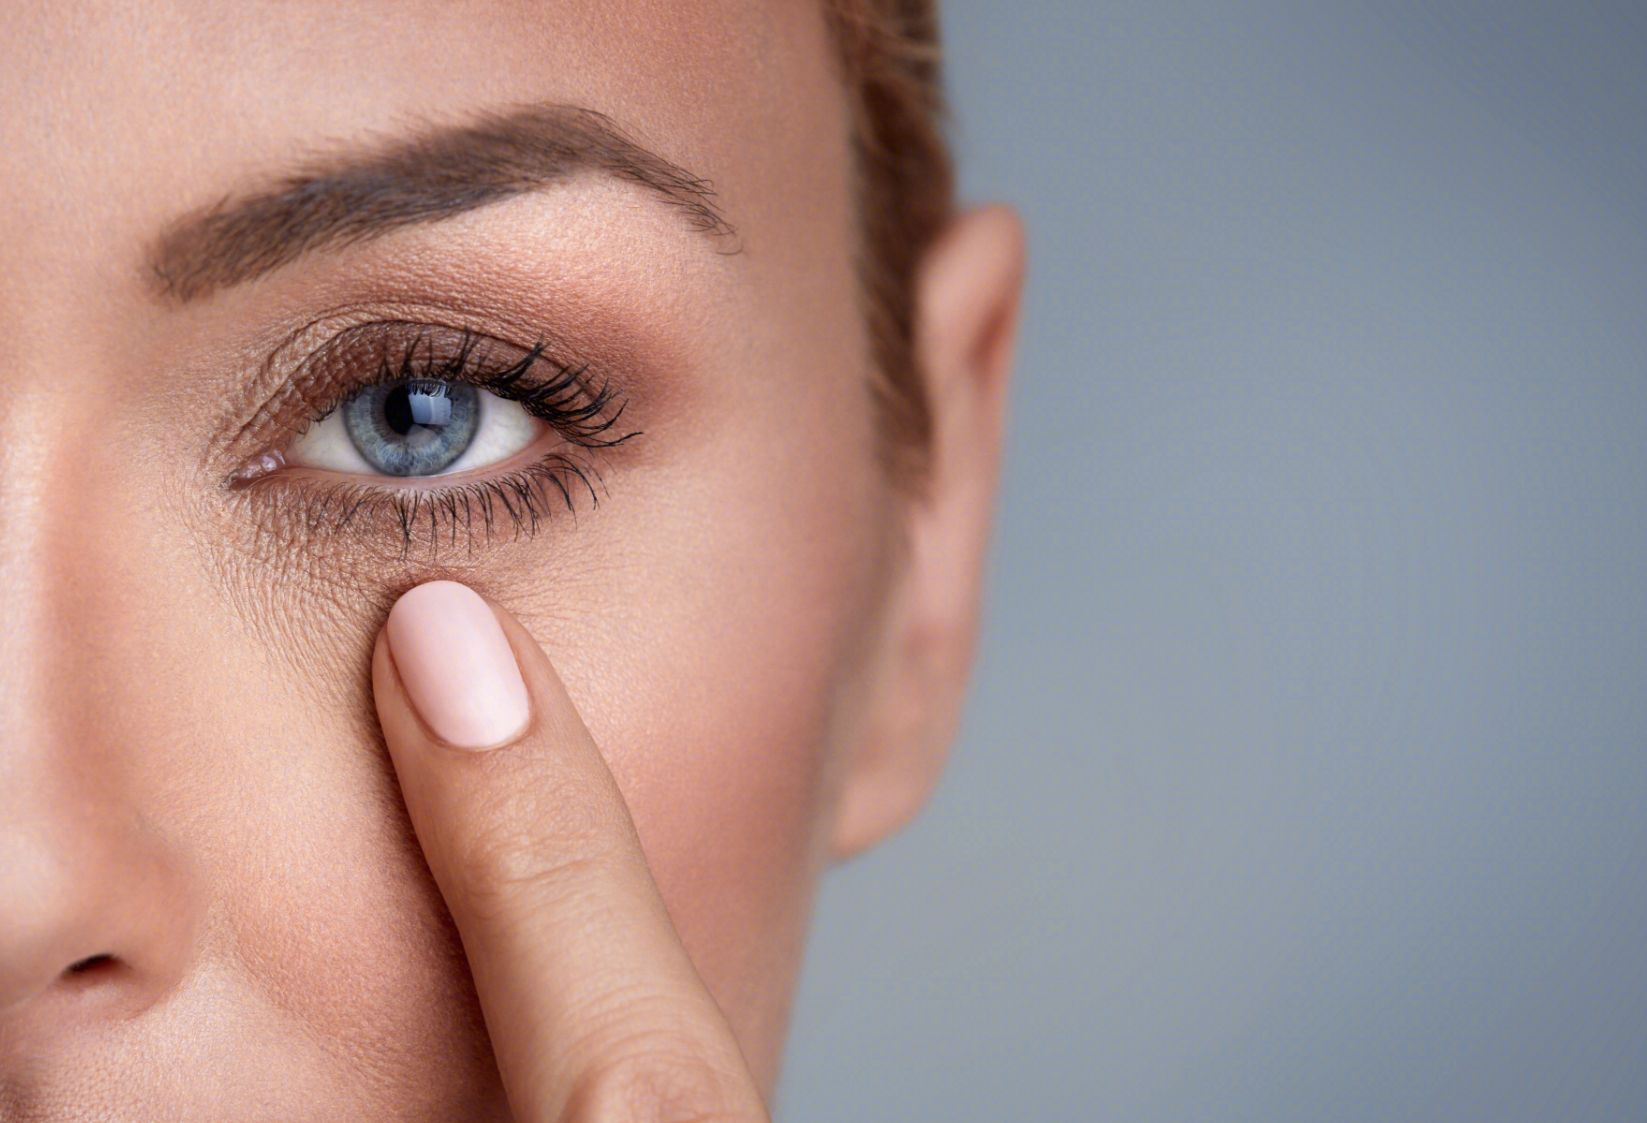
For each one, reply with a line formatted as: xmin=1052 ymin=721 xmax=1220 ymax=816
xmin=231 ymin=444 xmax=607 ymax=563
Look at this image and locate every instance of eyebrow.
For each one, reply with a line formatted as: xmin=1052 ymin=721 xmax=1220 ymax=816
xmin=148 ymin=103 xmax=737 ymax=303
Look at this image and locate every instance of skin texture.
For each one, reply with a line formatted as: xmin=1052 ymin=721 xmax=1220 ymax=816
xmin=0 ymin=1 xmax=1024 ymax=1118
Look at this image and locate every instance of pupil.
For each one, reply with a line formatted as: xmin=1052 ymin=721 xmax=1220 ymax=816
xmin=383 ymin=384 xmax=415 ymax=436
xmin=383 ymin=382 xmax=454 ymax=436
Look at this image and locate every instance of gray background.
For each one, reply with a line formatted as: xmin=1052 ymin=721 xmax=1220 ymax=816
xmin=779 ymin=2 xmax=1647 ymax=1120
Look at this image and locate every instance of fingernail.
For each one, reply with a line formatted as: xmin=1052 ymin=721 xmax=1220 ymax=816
xmin=386 ymin=581 xmax=530 ymax=750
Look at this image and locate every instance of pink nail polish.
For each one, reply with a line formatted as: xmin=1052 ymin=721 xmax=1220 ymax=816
xmin=385 ymin=581 xmax=530 ymax=750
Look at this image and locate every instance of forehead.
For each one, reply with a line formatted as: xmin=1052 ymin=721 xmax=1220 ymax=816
xmin=0 ymin=0 xmax=845 ymax=292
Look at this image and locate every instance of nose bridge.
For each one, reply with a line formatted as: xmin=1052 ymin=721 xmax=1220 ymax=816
xmin=0 ymin=333 xmax=204 ymax=1033
xmin=0 ymin=306 xmax=131 ymax=760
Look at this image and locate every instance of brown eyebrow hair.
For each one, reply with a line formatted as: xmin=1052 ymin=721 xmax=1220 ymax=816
xmin=149 ymin=103 xmax=737 ymax=302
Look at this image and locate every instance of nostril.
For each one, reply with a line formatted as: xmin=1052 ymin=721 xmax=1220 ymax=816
xmin=64 ymin=954 xmax=117 ymax=979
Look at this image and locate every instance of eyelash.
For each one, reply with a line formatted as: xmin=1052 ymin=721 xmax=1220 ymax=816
xmin=242 ymin=324 xmax=639 ymax=557
xmin=359 ymin=325 xmax=633 ymax=448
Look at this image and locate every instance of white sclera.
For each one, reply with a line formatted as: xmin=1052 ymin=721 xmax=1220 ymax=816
xmin=284 ymin=387 xmax=544 ymax=477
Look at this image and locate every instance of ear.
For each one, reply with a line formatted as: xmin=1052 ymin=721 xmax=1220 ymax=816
xmin=830 ymin=204 xmax=1027 ymax=860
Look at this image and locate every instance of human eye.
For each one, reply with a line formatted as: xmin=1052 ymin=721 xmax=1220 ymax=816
xmin=288 ymin=337 xmax=565 ymax=479
xmin=289 ymin=374 xmax=518 ymax=478
xmin=228 ymin=321 xmax=637 ymax=557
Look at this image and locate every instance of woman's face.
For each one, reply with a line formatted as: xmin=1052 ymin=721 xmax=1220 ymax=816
xmin=1 ymin=1 xmax=1017 ymax=1117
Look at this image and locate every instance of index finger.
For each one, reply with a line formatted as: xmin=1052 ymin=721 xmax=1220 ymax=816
xmin=371 ymin=580 xmax=768 ymax=1123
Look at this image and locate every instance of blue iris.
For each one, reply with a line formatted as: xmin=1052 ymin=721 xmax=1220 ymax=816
xmin=342 ymin=379 xmax=479 ymax=476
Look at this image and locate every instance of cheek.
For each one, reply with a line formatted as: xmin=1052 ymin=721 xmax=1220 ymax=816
xmin=520 ymin=427 xmax=893 ymax=1081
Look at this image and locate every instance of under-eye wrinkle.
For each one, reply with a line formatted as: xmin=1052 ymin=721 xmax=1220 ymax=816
xmin=228 ymin=322 xmax=640 ymax=560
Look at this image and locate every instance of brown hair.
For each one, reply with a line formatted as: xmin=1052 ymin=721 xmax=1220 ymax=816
xmin=824 ymin=0 xmax=954 ymax=487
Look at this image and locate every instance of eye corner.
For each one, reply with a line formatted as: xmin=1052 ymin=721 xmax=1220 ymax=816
xmin=224 ymin=450 xmax=288 ymax=490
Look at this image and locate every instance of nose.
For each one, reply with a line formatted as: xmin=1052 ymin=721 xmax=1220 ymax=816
xmin=0 ymin=398 xmax=202 ymax=1032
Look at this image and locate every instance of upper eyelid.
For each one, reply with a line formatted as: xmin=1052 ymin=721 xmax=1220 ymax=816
xmin=298 ymin=323 xmax=574 ymax=424
xmin=212 ymin=311 xmax=604 ymax=481
xmin=303 ymin=327 xmax=634 ymax=457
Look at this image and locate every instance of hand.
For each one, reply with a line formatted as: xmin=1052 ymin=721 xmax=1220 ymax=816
xmin=371 ymin=580 xmax=771 ymax=1122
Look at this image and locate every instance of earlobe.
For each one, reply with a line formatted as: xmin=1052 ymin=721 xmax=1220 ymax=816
xmin=830 ymin=204 xmax=1027 ymax=860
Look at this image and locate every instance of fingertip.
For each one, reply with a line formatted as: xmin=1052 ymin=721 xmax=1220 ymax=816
xmin=381 ymin=580 xmax=531 ymax=752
